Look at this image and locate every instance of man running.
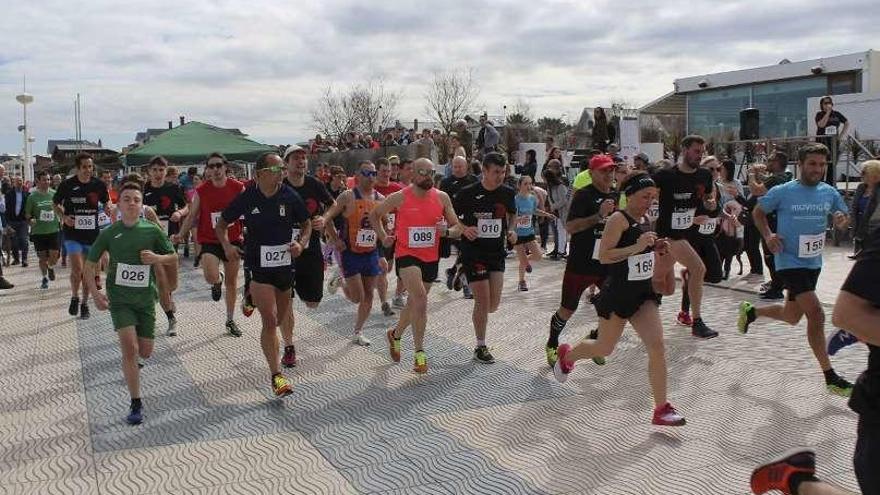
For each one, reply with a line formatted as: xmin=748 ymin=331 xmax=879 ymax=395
xmin=651 ymin=134 xmax=718 ymax=338
xmin=25 ymin=170 xmax=61 ymax=289
xmin=738 ymin=143 xmax=853 ymax=397
xmin=175 ymin=153 xmax=244 ymax=336
xmin=83 ymin=180 xmax=177 ymax=424
xmin=370 ymin=158 xmax=461 ymax=373
xmin=53 ymin=153 xmax=111 ymax=319
xmin=453 ymin=152 xmax=517 ymax=364
xmin=372 ymin=157 xmax=404 ymax=316
xmin=143 ymin=156 xmax=188 ymax=336
xmin=216 ymin=152 xmax=311 ymax=397
xmin=546 ymin=154 xmax=618 ymax=366
xmin=440 ymin=156 xmax=478 ymax=297
xmin=322 ymin=160 xmax=386 ymax=345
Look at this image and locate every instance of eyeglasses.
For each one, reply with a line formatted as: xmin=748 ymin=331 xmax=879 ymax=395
xmin=258 ymin=166 xmax=284 ymax=173
xmin=415 ymin=168 xmax=435 ymax=177
xmin=360 ymin=170 xmax=378 ymax=177
xmin=206 ymin=162 xmax=224 ymax=169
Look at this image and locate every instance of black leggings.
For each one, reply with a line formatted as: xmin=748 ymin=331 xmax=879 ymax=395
xmin=743 ymin=222 xmax=763 ymax=275
xmin=716 ymin=233 xmax=742 ymax=277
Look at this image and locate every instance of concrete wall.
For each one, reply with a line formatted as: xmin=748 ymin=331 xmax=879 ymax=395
xmin=867 ymin=49 xmax=880 ymax=93
xmin=807 ymin=92 xmax=880 ymax=139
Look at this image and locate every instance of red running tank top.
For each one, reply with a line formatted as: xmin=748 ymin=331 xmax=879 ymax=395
xmin=395 ymin=186 xmax=444 ymax=263
xmin=196 ymin=179 xmax=244 ymax=244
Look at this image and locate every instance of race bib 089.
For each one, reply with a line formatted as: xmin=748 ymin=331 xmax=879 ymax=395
xmin=408 ymin=226 xmax=436 ymax=248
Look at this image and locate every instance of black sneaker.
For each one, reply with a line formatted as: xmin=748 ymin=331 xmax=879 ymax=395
xmin=445 ymin=268 xmax=456 ymax=291
xmin=473 ymin=346 xmax=496 ymax=364
xmin=211 ymin=273 xmax=224 ymax=302
xmin=691 ymin=318 xmax=718 ymax=339
xmin=68 ymin=297 xmax=80 ymax=316
xmin=226 ymin=320 xmax=242 ymax=337
xmin=79 ymin=303 xmax=90 ymax=320
xmin=193 ymin=254 xmax=200 ymax=268
xmin=759 ymin=289 xmax=784 ymax=300
xmin=826 ymin=373 xmax=854 ymax=397
xmin=0 ymin=277 xmax=13 ymax=290
xmin=47 ymin=268 xmax=56 ymax=281
xmin=21 ymin=260 xmax=28 ymax=268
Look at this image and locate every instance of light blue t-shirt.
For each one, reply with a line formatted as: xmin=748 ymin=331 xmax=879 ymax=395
xmin=515 ymin=194 xmax=537 ymax=237
xmin=758 ymin=180 xmax=847 ymax=270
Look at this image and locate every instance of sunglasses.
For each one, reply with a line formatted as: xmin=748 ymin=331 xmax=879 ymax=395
xmin=360 ymin=170 xmax=378 ymax=177
xmin=206 ymin=162 xmax=224 ymax=169
xmin=258 ymin=166 xmax=284 ymax=173
xmin=415 ymin=168 xmax=435 ymax=177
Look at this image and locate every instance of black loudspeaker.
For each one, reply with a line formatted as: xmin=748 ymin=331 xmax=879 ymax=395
xmin=739 ymin=108 xmax=759 ymax=140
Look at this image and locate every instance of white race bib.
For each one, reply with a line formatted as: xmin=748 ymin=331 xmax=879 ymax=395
xmin=159 ymin=220 xmax=169 ymax=233
xmin=39 ymin=210 xmax=55 ymax=222
xmin=646 ymin=202 xmax=660 ymax=222
xmin=591 ymin=238 xmax=601 ymax=261
xmin=75 ymin=215 xmax=96 ymax=230
xmin=798 ymin=233 xmax=825 ymax=258
xmin=115 ymin=263 xmax=149 ymax=288
xmin=210 ymin=211 xmax=221 ymax=228
xmin=356 ymin=229 xmax=376 ymax=248
xmin=260 ymin=244 xmax=291 ymax=268
xmin=408 ymin=226 xmax=436 ymax=248
xmin=97 ymin=212 xmax=111 ymax=227
xmin=627 ymin=252 xmax=655 ymax=281
xmin=291 ymin=228 xmax=301 ymax=242
xmin=671 ymin=208 xmax=696 ymax=230
xmin=477 ymin=218 xmax=502 ymax=238
xmin=387 ymin=213 xmax=396 ymax=232
xmin=516 ymin=215 xmax=532 ymax=229
xmin=698 ymin=218 xmax=718 ymax=235
xmin=825 ymin=126 xmax=837 ymax=136
xmin=736 ymin=225 xmax=745 ymax=239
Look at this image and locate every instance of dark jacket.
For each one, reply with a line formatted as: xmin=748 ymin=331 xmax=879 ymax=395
xmin=851 ymin=182 xmax=879 ymax=242
xmin=4 ymin=188 xmax=29 ymax=223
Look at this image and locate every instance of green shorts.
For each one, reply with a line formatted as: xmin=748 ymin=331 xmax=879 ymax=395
xmin=110 ymin=301 xmax=156 ymax=339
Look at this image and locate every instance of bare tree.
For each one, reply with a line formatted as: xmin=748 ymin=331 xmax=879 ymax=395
xmin=311 ymin=85 xmax=358 ymax=141
xmin=424 ymin=68 xmax=480 ymax=133
xmin=350 ymin=78 xmax=402 ymax=138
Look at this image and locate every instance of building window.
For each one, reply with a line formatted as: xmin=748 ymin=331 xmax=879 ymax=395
xmin=687 ymin=87 xmax=751 ymax=140
xmin=829 ymin=72 xmax=859 ymax=95
xmin=753 ymin=77 xmax=828 ymax=138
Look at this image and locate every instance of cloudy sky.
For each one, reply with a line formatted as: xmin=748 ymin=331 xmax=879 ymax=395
xmin=0 ymin=0 xmax=875 ymax=156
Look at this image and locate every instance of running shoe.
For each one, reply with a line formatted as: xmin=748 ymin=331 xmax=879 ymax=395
xmin=381 ymin=302 xmax=395 ymax=317
xmin=392 ymin=294 xmax=406 ymax=309
xmin=453 ymin=265 xmax=464 ymax=291
xmin=760 ymin=289 xmax=784 ymax=300
xmin=518 ymin=280 xmax=528 ymax=291
xmin=281 ymin=345 xmax=297 ymax=368
xmin=40 ymin=277 xmax=48 ymax=290
xmin=525 ymin=263 xmax=533 ymax=273
xmin=462 ymin=284 xmax=473 ymax=299
xmin=413 ymin=351 xmax=427 ymax=374
xmin=226 ymin=320 xmax=242 ymax=337
xmin=138 ymin=357 xmax=146 ymax=369
xmin=750 ymin=449 xmax=815 ymax=495
xmin=758 ymin=281 xmax=772 ymax=293
xmin=445 ymin=267 xmax=456 ymax=290
xmin=545 ymin=345 xmax=558 ymax=367
xmin=353 ymin=333 xmax=371 ymax=346
xmin=211 ymin=272 xmax=224 ymax=301
xmin=651 ymin=402 xmax=686 ymax=426
xmin=676 ymin=311 xmax=693 ymax=326
xmin=473 ymin=345 xmax=495 ymax=364
xmin=126 ymin=405 xmax=143 ymax=425
xmin=21 ymin=260 xmax=28 ymax=268
xmin=691 ymin=318 xmax=718 ymax=339
xmin=68 ymin=297 xmax=79 ymax=316
xmin=79 ymin=302 xmax=90 ymax=320
xmin=826 ymin=375 xmax=854 ymax=397
xmin=241 ymin=293 xmax=255 ymax=318
xmin=327 ymin=269 xmax=342 ymax=295
xmin=47 ymin=268 xmax=56 ymax=281
xmin=827 ymin=329 xmax=859 ymax=356
xmin=272 ymin=374 xmax=293 ymax=397
xmin=166 ymin=317 xmax=177 ymax=337
xmin=387 ymin=329 xmax=401 ymax=362
xmin=737 ymin=301 xmax=756 ymax=334
xmin=588 ymin=328 xmax=606 ymax=366
xmin=553 ymin=343 xmax=574 ymax=382
xmin=193 ymin=254 xmax=200 ymax=268
xmin=0 ymin=277 xmax=13 ymax=290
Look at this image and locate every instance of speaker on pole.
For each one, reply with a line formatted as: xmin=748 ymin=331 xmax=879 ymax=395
xmin=739 ymin=108 xmax=759 ymax=140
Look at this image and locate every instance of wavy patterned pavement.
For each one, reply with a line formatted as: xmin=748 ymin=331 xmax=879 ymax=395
xmin=0 ymin=250 xmax=865 ymax=494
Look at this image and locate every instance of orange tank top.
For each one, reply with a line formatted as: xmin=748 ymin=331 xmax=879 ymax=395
xmin=395 ymin=186 xmax=445 ymax=263
xmin=344 ymin=188 xmax=380 ymax=254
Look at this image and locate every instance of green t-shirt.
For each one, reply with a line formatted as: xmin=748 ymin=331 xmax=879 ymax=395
xmin=573 ymin=170 xmax=592 ymax=190
xmin=25 ymin=188 xmax=60 ymax=235
xmin=87 ymin=219 xmax=174 ymax=304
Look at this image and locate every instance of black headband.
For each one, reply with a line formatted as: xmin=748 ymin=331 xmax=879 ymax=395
xmin=623 ymin=176 xmax=656 ymax=196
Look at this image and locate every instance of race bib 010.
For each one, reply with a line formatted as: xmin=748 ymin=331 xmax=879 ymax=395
xmin=477 ymin=218 xmax=502 ymax=238
xmin=115 ymin=263 xmax=150 ymax=288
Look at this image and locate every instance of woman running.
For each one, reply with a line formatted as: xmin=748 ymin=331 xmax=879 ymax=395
xmin=513 ymin=175 xmax=555 ymax=291
xmin=553 ymin=172 xmax=685 ymax=426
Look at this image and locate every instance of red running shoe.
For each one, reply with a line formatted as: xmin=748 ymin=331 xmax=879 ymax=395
xmin=750 ymin=449 xmax=815 ymax=494
xmin=281 ymin=345 xmax=297 ymax=368
xmin=651 ymin=402 xmax=686 ymax=426
xmin=676 ymin=311 xmax=693 ymax=326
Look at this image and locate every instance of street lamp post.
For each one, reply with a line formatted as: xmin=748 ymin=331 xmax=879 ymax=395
xmin=16 ymin=92 xmax=35 ymax=183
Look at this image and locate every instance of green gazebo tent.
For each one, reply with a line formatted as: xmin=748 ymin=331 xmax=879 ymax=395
xmin=125 ymin=121 xmax=277 ymax=166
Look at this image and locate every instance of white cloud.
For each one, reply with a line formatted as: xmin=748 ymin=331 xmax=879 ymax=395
xmin=0 ymin=0 xmax=874 ymax=155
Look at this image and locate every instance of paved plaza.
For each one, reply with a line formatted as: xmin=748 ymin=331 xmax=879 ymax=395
xmin=0 ymin=246 xmax=867 ymax=494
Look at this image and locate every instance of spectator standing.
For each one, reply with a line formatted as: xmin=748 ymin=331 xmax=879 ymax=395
xmin=815 ymin=96 xmax=849 ymax=185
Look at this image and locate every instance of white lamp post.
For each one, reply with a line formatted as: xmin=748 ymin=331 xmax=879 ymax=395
xmin=16 ymin=92 xmax=34 ymax=183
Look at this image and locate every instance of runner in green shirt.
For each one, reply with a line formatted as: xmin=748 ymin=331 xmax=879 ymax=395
xmin=84 ymin=181 xmax=176 ymax=425
xmin=24 ymin=171 xmax=61 ymax=289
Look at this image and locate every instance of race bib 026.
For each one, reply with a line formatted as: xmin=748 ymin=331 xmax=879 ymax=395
xmin=115 ymin=263 xmax=150 ymax=288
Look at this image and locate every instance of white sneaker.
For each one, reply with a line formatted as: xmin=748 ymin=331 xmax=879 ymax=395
xmin=392 ymin=295 xmax=407 ymax=309
xmin=327 ymin=269 xmax=342 ymax=295
xmin=353 ymin=333 xmax=371 ymax=346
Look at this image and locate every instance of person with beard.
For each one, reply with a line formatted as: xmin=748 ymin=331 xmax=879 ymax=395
xmin=372 ymin=158 xmax=404 ymax=317
xmin=440 ymin=156 xmax=479 ymax=297
xmin=142 ymin=156 xmax=188 ymax=336
xmin=651 ymin=135 xmax=718 ymax=339
xmin=370 ymin=159 xmax=462 ymax=373
xmin=738 ymin=143 xmax=854 ymax=397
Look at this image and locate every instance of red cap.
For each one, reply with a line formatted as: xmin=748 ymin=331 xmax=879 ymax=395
xmin=589 ymin=154 xmax=615 ymax=171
